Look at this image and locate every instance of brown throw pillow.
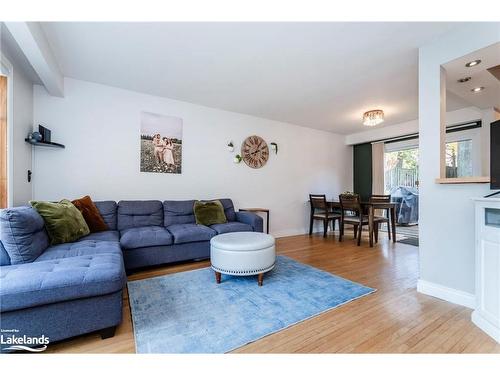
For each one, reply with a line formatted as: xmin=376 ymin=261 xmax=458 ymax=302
xmin=72 ymin=195 xmax=108 ymax=233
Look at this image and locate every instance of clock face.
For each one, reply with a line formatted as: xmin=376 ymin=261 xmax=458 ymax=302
xmin=241 ymin=135 xmax=269 ymax=169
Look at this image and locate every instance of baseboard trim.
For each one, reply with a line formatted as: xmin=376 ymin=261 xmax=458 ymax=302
xmin=273 ymin=229 xmax=309 ymax=238
xmin=273 ymin=229 xmax=340 ymax=238
xmin=417 ymin=279 xmax=475 ymax=309
xmin=472 ymin=311 xmax=500 ymax=343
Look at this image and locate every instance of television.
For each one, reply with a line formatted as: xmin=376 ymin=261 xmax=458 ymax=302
xmin=491 ymin=120 xmax=500 ymax=190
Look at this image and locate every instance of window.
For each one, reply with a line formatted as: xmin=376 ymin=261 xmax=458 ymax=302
xmin=445 ymin=139 xmax=473 ymax=178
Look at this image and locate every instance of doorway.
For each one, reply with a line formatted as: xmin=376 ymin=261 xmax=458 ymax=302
xmin=384 ymin=147 xmax=419 ymax=192
xmin=383 ymin=143 xmax=420 ymax=244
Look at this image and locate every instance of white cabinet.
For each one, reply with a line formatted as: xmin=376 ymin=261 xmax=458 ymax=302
xmin=472 ymin=198 xmax=500 ymax=343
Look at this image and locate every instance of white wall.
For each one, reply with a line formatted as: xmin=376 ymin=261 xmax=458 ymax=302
xmin=33 ymin=78 xmax=352 ymax=237
xmin=1 ymin=42 xmax=34 ymax=206
xmin=11 ymin=62 xmax=33 ymax=206
xmin=418 ymin=23 xmax=500 ymax=299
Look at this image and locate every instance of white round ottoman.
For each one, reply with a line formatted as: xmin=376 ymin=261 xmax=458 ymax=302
xmin=210 ymin=232 xmax=276 ymax=286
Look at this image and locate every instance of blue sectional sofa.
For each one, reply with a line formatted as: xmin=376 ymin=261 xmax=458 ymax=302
xmin=0 ymin=199 xmax=262 ymax=348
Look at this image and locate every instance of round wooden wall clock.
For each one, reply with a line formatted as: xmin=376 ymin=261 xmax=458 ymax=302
xmin=241 ymin=135 xmax=269 ymax=169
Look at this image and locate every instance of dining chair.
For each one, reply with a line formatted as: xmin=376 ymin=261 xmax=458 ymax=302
xmin=309 ymin=194 xmax=341 ymax=238
xmin=369 ymin=194 xmax=392 ymax=242
xmin=339 ymin=193 xmax=385 ymax=246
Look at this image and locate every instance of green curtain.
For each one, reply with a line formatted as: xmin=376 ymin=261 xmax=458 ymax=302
xmin=353 ymin=143 xmax=372 ymax=201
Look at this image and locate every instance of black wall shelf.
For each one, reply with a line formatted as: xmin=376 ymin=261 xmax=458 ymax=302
xmin=25 ymin=139 xmax=65 ymax=149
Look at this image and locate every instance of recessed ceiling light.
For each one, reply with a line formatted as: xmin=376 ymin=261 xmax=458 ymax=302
xmin=457 ymin=77 xmax=471 ymax=83
xmin=471 ymin=86 xmax=485 ymax=93
xmin=465 ymin=60 xmax=481 ymax=67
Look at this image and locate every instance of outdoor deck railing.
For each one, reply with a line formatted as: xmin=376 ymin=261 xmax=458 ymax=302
xmin=385 ymin=167 xmax=419 ymax=191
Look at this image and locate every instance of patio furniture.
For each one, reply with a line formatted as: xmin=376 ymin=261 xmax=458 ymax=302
xmin=390 ymin=186 xmax=419 ymax=225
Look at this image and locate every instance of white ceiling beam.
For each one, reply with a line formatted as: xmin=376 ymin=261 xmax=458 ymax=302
xmin=4 ymin=22 xmax=64 ymax=97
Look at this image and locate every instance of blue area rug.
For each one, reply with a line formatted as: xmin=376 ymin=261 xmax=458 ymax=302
xmin=127 ymin=255 xmax=375 ymax=353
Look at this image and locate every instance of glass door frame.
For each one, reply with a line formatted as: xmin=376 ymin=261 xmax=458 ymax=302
xmin=383 ymin=139 xmax=420 ymax=194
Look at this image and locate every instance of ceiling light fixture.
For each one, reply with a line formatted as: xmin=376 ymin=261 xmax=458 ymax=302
xmin=362 ymin=110 xmax=384 ymax=127
xmin=465 ymin=59 xmax=481 ymax=68
xmin=471 ymin=86 xmax=485 ymax=93
xmin=457 ymin=77 xmax=471 ymax=83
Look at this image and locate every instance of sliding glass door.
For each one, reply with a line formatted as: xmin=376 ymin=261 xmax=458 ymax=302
xmin=384 ymin=142 xmax=419 ymax=230
xmin=384 ymin=146 xmax=419 ymax=193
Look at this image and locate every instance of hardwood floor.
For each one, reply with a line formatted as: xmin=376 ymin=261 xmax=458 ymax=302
xmin=45 ymin=231 xmax=500 ymax=353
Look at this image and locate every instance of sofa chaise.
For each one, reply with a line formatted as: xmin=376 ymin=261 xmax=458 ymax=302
xmin=0 ymin=198 xmax=262 ymax=348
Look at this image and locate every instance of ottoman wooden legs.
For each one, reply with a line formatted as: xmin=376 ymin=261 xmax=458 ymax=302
xmin=258 ymin=273 xmax=264 ymax=286
xmin=214 ymin=271 xmax=265 ymax=286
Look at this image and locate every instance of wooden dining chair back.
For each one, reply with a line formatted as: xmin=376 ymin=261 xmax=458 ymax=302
xmin=370 ymin=194 xmax=390 ymax=201
xmin=369 ymin=194 xmax=392 ymax=241
xmin=339 ymin=193 xmax=366 ymax=246
xmin=309 ymin=194 xmax=329 ymax=212
xmin=339 ymin=193 xmax=362 ymax=214
xmin=309 ymin=194 xmax=341 ymax=238
xmin=369 ymin=194 xmax=391 ymax=218
xmin=370 ymin=194 xmax=391 ymax=218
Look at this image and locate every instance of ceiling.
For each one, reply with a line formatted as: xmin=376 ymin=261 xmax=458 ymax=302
xmin=39 ymin=22 xmax=470 ymax=134
xmin=1 ymin=24 xmax=42 ymax=84
xmin=444 ymin=42 xmax=500 ymax=110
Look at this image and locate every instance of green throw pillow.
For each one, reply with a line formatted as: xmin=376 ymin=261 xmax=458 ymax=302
xmin=30 ymin=199 xmax=90 ymax=245
xmin=193 ymin=200 xmax=227 ymax=226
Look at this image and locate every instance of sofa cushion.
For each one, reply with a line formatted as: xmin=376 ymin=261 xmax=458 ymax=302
xmin=0 ymin=251 xmax=125 ymax=312
xmin=164 ymin=200 xmax=196 ymax=226
xmin=0 ymin=206 xmax=49 ymax=265
xmin=235 ymin=211 xmax=264 ymax=232
xmin=194 ymin=200 xmax=227 ymax=226
xmin=167 ymin=223 xmax=216 ymax=244
xmin=30 ymin=199 xmax=90 ymax=245
xmin=36 ymin=240 xmax=122 ymax=261
xmin=94 ymin=201 xmax=117 ymax=230
xmin=72 ymin=195 xmax=108 ymax=232
xmin=117 ymin=200 xmax=163 ymax=231
xmin=219 ymin=199 xmax=237 ymax=222
xmin=164 ymin=198 xmax=236 ymax=226
xmin=0 ymin=241 xmax=11 ymax=266
xmin=210 ymin=221 xmax=253 ymax=234
xmin=77 ymin=230 xmax=119 ymax=242
xmin=120 ymin=226 xmax=173 ymax=250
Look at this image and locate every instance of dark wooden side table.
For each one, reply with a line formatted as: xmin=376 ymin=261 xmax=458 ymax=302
xmin=239 ymin=208 xmax=270 ymax=234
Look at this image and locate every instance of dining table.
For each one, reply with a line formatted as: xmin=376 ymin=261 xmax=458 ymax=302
xmin=326 ymin=200 xmax=397 ymax=247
